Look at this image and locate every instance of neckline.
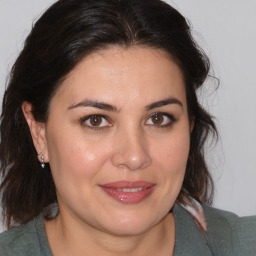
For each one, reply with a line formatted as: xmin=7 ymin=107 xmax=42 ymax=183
xmin=35 ymin=204 xmax=211 ymax=256
xmin=35 ymin=212 xmax=54 ymax=256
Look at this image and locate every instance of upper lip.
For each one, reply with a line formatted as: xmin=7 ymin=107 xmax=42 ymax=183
xmin=99 ymin=181 xmax=155 ymax=189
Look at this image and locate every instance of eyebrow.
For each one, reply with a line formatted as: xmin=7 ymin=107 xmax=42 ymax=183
xmin=145 ymin=97 xmax=183 ymax=111
xmin=67 ymin=97 xmax=183 ymax=112
xmin=68 ymin=99 xmax=119 ymax=112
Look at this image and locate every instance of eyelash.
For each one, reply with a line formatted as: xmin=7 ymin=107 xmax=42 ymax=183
xmin=80 ymin=115 xmax=112 ymax=130
xmin=145 ymin=112 xmax=176 ymax=128
xmin=80 ymin=112 xmax=176 ymax=130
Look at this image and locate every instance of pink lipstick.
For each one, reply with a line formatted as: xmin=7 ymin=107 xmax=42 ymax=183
xmin=99 ymin=181 xmax=155 ymax=204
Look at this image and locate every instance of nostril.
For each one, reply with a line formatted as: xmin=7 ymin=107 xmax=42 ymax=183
xmin=111 ymin=147 xmax=151 ymax=171
xmin=110 ymin=131 xmax=152 ymax=170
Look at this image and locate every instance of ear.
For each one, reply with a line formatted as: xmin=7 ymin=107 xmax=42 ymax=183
xmin=22 ymin=101 xmax=49 ymax=163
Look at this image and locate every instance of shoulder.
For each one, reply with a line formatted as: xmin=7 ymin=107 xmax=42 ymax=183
xmin=0 ymin=216 xmax=41 ymax=256
xmin=203 ymin=205 xmax=256 ymax=256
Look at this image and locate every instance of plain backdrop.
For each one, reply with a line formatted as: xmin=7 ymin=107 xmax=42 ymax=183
xmin=0 ymin=0 xmax=256 ymax=231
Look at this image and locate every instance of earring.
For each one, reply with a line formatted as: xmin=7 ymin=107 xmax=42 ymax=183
xmin=41 ymin=155 xmax=45 ymax=168
xmin=38 ymin=152 xmax=45 ymax=168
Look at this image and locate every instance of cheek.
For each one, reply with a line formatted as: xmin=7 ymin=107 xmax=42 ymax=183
xmin=46 ymin=127 xmax=111 ymax=181
xmin=146 ymin=129 xmax=190 ymax=216
xmin=153 ymin=131 xmax=190 ymax=173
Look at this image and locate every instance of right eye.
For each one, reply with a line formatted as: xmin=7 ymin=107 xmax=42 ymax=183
xmin=145 ymin=112 xmax=175 ymax=128
xmin=82 ymin=115 xmax=111 ymax=129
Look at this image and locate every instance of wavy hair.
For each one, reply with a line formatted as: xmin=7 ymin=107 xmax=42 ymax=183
xmin=0 ymin=0 xmax=217 ymax=228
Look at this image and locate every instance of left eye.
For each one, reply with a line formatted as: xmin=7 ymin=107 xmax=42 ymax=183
xmin=145 ymin=113 xmax=173 ymax=126
xmin=82 ymin=115 xmax=111 ymax=128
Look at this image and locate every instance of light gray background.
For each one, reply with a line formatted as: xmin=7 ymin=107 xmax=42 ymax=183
xmin=0 ymin=0 xmax=255 ymax=231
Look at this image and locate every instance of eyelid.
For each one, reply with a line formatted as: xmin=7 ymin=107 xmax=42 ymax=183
xmin=145 ymin=112 xmax=176 ymax=127
xmin=79 ymin=112 xmax=175 ymax=131
xmin=80 ymin=114 xmax=112 ymax=130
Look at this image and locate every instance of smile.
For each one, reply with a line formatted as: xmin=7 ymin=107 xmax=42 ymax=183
xmin=99 ymin=181 xmax=156 ymax=204
xmin=117 ymin=187 xmax=143 ymax=192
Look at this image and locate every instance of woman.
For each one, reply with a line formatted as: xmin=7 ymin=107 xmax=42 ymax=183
xmin=0 ymin=0 xmax=255 ymax=255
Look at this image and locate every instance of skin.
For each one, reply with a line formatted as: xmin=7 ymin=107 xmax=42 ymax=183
xmin=23 ymin=47 xmax=192 ymax=256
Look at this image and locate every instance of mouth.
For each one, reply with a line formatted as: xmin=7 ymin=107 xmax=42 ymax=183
xmin=99 ymin=181 xmax=156 ymax=204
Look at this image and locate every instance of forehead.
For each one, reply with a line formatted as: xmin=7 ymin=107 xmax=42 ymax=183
xmin=50 ymin=46 xmax=186 ymax=111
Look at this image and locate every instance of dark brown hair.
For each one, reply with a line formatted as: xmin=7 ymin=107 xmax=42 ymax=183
xmin=0 ymin=0 xmax=217 ymax=228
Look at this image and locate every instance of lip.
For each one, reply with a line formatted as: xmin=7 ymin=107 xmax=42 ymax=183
xmin=99 ymin=181 xmax=156 ymax=204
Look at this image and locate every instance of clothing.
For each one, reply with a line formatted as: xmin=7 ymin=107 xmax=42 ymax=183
xmin=0 ymin=204 xmax=255 ymax=255
xmin=175 ymin=205 xmax=256 ymax=255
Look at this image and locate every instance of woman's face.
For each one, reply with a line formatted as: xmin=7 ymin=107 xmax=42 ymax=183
xmin=43 ymin=47 xmax=191 ymax=235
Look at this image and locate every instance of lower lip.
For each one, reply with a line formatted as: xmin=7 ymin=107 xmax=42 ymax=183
xmin=100 ymin=186 xmax=155 ymax=204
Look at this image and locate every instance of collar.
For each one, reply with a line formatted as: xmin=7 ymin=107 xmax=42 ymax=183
xmin=173 ymin=204 xmax=213 ymax=256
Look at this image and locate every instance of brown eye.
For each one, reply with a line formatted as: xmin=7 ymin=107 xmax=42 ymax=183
xmin=145 ymin=112 xmax=174 ymax=127
xmin=89 ymin=115 xmax=103 ymax=126
xmin=151 ymin=113 xmax=164 ymax=125
xmin=82 ymin=114 xmax=111 ymax=129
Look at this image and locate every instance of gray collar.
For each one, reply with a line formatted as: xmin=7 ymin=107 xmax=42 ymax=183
xmin=173 ymin=204 xmax=213 ymax=256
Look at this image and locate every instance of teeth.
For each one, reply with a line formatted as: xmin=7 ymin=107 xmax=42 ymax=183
xmin=117 ymin=187 xmax=143 ymax=192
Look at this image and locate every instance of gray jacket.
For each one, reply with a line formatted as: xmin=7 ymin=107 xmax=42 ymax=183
xmin=0 ymin=204 xmax=255 ymax=255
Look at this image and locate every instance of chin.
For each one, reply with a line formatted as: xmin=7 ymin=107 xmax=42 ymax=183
xmin=100 ymin=211 xmax=160 ymax=236
xmin=105 ymin=224 xmax=153 ymax=237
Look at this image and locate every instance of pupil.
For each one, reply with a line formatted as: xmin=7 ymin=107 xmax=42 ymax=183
xmin=152 ymin=114 xmax=163 ymax=124
xmin=90 ymin=116 xmax=102 ymax=126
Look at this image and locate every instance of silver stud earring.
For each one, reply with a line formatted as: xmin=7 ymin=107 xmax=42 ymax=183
xmin=40 ymin=155 xmax=45 ymax=168
xmin=38 ymin=152 xmax=45 ymax=168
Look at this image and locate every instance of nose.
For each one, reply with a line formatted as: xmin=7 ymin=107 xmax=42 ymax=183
xmin=111 ymin=128 xmax=152 ymax=171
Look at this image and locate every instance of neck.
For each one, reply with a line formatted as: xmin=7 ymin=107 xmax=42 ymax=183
xmin=45 ymin=211 xmax=175 ymax=256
